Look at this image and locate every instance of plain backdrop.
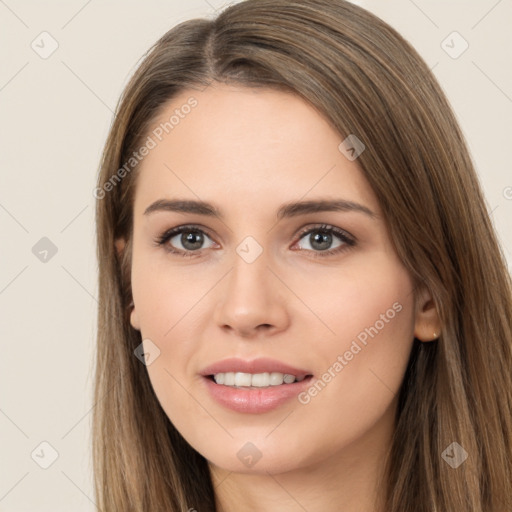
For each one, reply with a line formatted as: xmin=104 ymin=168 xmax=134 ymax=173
xmin=1 ymin=0 xmax=511 ymax=510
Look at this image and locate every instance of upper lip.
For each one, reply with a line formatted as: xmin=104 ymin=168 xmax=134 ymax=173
xmin=200 ymin=357 xmax=313 ymax=379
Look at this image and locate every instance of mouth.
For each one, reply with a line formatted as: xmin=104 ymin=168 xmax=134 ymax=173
xmin=200 ymin=358 xmax=314 ymax=413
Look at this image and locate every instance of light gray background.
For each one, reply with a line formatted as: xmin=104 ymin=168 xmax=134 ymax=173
xmin=1 ymin=0 xmax=511 ymax=510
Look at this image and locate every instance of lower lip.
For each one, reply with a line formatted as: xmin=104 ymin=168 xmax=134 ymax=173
xmin=202 ymin=376 xmax=313 ymax=414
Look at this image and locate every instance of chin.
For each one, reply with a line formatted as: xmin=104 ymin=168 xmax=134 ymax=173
xmin=199 ymin=433 xmax=317 ymax=475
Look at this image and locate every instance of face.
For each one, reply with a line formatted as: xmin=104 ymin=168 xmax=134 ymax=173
xmin=124 ymin=83 xmax=430 ymax=476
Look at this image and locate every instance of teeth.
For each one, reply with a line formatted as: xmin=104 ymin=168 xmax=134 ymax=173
xmin=269 ymin=372 xmax=283 ymax=385
xmin=283 ymin=374 xmax=296 ymax=384
xmin=235 ymin=372 xmax=252 ymax=387
xmin=213 ymin=372 xmax=302 ymax=387
xmin=252 ymin=372 xmax=270 ymax=387
xmin=224 ymin=372 xmax=235 ymax=386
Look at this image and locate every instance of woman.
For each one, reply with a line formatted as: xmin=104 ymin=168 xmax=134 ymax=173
xmin=93 ymin=1 xmax=512 ymax=510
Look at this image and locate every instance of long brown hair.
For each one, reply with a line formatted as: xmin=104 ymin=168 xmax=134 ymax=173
xmin=93 ymin=1 xmax=512 ymax=510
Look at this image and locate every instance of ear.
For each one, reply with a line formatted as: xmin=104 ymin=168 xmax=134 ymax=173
xmin=115 ymin=237 xmax=126 ymax=256
xmin=115 ymin=237 xmax=141 ymax=331
xmin=413 ymin=285 xmax=442 ymax=342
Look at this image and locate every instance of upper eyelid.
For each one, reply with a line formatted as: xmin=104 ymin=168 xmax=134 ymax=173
xmin=163 ymin=224 xmax=215 ymax=241
xmin=296 ymin=224 xmax=353 ymax=238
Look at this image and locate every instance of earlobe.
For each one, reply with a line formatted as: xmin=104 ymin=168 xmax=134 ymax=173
xmin=413 ymin=286 xmax=442 ymax=342
xmin=130 ymin=305 xmax=141 ymax=331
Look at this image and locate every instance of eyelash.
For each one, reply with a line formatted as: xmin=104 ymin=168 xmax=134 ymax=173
xmin=154 ymin=223 xmax=356 ymax=259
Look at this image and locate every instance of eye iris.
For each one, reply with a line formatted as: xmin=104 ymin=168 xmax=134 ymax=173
xmin=182 ymin=231 xmax=203 ymax=250
xmin=310 ymin=231 xmax=332 ymax=251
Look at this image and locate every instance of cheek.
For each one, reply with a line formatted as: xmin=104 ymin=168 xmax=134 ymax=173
xmin=294 ymin=257 xmax=416 ymax=442
xmin=130 ymin=247 xmax=215 ymax=338
xmin=130 ymin=253 xmax=211 ymax=430
xmin=130 ymin=250 xmax=219 ymax=404
xmin=319 ymin=252 xmax=415 ymax=371
xmin=277 ymin=248 xmax=416 ymax=361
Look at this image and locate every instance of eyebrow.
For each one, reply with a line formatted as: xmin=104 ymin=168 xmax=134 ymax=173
xmin=143 ymin=198 xmax=377 ymax=220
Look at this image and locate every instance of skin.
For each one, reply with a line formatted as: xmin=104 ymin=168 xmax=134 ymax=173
xmin=117 ymin=83 xmax=440 ymax=512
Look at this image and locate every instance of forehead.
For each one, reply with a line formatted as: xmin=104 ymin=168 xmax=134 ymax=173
xmin=132 ymin=83 xmax=379 ymax=217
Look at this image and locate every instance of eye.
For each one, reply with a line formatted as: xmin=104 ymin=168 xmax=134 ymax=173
xmin=293 ymin=224 xmax=356 ymax=257
xmin=155 ymin=223 xmax=356 ymax=258
xmin=155 ymin=225 xmax=216 ymax=257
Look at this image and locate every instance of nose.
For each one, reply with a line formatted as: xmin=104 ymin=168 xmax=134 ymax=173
xmin=213 ymin=249 xmax=290 ymax=339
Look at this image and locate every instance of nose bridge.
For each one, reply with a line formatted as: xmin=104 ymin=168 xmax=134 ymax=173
xmin=224 ymin=229 xmax=271 ymax=286
xmin=226 ymin=239 xmax=274 ymax=304
xmin=213 ymin=236 xmax=289 ymax=335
